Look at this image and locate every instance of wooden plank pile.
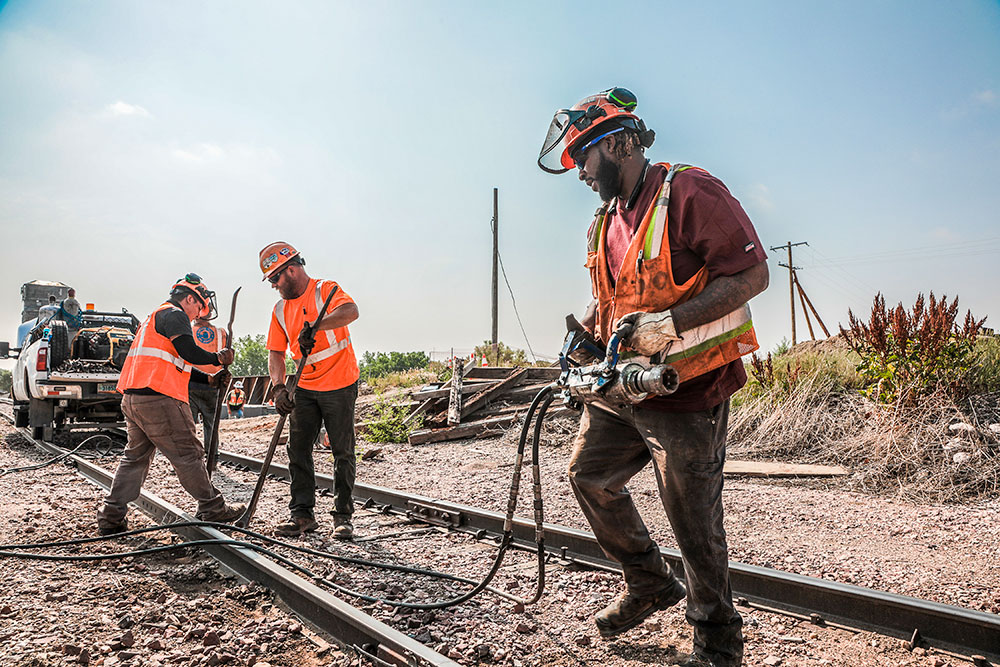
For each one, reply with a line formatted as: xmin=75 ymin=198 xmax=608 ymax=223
xmin=405 ymin=365 xmax=576 ymax=445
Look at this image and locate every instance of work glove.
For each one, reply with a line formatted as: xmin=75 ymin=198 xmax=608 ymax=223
xmin=208 ymin=368 xmax=232 ymax=389
xmin=615 ymin=310 xmax=682 ymax=357
xmin=216 ymin=347 xmax=235 ymax=366
xmin=273 ymin=384 xmax=295 ymax=415
xmin=297 ymin=322 xmax=316 ymax=358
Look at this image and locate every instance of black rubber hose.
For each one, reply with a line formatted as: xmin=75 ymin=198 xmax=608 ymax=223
xmin=1 ymin=434 xmax=115 ymax=476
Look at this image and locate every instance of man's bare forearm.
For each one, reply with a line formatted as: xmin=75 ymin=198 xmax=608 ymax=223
xmin=268 ymin=350 xmax=287 ymax=386
xmin=314 ymin=303 xmax=359 ymax=332
xmin=671 ymin=261 xmax=769 ymax=332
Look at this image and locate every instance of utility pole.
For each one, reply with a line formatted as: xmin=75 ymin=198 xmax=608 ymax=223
xmin=770 ymin=241 xmax=808 ymax=345
xmin=491 ymin=188 xmax=499 ymax=360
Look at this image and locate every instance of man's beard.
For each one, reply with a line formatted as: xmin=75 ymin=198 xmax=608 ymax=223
xmin=594 ymin=155 xmax=621 ymax=202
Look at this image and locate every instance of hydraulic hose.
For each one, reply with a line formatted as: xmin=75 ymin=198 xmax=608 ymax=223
xmin=1 ymin=434 xmax=116 ymax=476
xmin=1 ymin=384 xmax=562 ymax=611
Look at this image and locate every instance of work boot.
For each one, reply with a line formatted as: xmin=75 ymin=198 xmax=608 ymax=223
xmin=97 ymin=518 xmax=128 ymax=536
xmin=333 ymin=516 xmax=353 ymax=541
xmin=198 ymin=503 xmax=246 ymax=524
xmin=274 ymin=516 xmax=319 ymax=538
xmin=595 ymin=579 xmax=686 ymax=638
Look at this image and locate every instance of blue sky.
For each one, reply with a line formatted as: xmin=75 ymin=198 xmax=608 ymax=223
xmin=1 ymin=1 xmax=998 ymax=368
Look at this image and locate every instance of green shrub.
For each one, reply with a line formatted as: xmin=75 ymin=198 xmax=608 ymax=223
xmin=364 ymin=393 xmax=420 ymax=444
xmin=966 ymin=335 xmax=1000 ymax=394
xmin=472 ymin=340 xmax=528 ymax=367
xmin=359 ymin=351 xmax=429 ymax=381
xmin=841 ymin=292 xmax=985 ymax=404
xmin=368 ymin=368 xmax=438 ymax=392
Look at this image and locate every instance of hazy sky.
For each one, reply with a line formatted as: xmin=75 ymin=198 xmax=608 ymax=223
xmin=2 ymin=1 xmax=998 ymax=370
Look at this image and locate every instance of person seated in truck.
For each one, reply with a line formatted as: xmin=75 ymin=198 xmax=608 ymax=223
xmin=59 ymin=288 xmax=83 ymax=333
xmin=37 ymin=295 xmax=60 ymax=325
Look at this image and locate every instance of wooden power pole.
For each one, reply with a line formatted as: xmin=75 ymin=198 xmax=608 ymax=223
xmin=491 ymin=188 xmax=499 ymax=359
xmin=770 ymin=241 xmax=808 ymax=345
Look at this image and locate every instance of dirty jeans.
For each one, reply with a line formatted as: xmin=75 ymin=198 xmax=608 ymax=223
xmin=188 ymin=385 xmax=219 ymax=439
xmin=98 ymin=393 xmax=227 ymax=524
xmin=568 ymin=399 xmax=743 ymax=666
xmin=287 ymin=382 xmax=357 ymax=520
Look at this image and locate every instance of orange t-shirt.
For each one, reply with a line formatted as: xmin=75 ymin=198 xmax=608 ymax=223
xmin=266 ymin=278 xmax=359 ymax=391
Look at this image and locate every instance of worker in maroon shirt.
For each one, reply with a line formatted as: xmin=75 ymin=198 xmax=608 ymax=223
xmin=539 ymin=88 xmax=769 ymax=667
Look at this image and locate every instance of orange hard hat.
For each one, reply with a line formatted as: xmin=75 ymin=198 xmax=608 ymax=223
xmin=171 ymin=273 xmax=217 ymax=320
xmin=259 ymin=241 xmax=301 ymax=281
xmin=537 ymin=87 xmax=655 ymax=174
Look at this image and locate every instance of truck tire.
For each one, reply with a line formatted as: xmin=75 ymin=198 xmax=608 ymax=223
xmin=48 ymin=320 xmax=70 ymax=371
xmin=14 ymin=404 xmax=29 ymax=428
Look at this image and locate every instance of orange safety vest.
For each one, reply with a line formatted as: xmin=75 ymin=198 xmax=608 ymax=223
xmin=586 ymin=163 xmax=759 ymax=384
xmin=271 ymin=279 xmax=359 ymax=391
xmin=227 ymin=388 xmax=245 ymax=408
xmin=117 ymin=302 xmax=194 ymax=403
xmin=192 ymin=322 xmax=227 ymax=376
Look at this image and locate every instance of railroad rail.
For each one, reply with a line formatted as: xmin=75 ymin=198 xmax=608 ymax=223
xmin=218 ymin=449 xmax=1000 ymax=665
xmin=3 ymin=421 xmax=459 ymax=667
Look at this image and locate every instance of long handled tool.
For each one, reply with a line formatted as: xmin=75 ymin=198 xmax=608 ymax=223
xmin=235 ymin=285 xmax=339 ymax=529
xmin=206 ymin=287 xmax=241 ymax=477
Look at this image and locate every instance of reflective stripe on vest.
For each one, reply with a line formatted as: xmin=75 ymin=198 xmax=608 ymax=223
xmin=126 ymin=306 xmax=193 ymax=373
xmin=272 ymin=280 xmax=350 ymax=363
xmin=642 ymin=164 xmax=695 ymax=260
xmin=660 ymin=304 xmax=755 ymax=364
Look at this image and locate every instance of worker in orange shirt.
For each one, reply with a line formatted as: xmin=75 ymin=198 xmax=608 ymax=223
xmin=260 ymin=242 xmax=360 ymax=539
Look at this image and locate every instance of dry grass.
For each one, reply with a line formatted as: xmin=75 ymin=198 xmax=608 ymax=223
xmin=729 ymin=376 xmax=1000 ymax=503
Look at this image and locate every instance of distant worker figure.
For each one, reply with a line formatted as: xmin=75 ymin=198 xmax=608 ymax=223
xmin=261 ymin=242 xmax=360 ymax=539
xmin=538 ymin=88 xmax=769 ymax=666
xmin=97 ymin=274 xmax=243 ymax=535
xmin=38 ymin=295 xmax=60 ymax=324
xmin=227 ymin=380 xmax=246 ymax=419
xmin=59 ymin=288 xmax=83 ymax=332
xmin=189 ymin=305 xmax=230 ymax=444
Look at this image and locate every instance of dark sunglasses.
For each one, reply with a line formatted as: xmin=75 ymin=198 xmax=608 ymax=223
xmin=178 ymin=272 xmax=203 ymax=286
xmin=267 ymin=264 xmax=291 ymax=284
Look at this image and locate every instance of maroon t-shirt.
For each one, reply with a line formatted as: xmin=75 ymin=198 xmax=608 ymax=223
xmin=602 ymin=163 xmax=767 ymax=412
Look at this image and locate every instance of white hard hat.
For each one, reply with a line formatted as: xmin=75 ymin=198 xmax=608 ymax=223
xmin=234 ymin=380 xmax=244 ymax=388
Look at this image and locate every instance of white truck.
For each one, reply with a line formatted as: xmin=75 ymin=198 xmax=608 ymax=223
xmin=2 ymin=309 xmax=140 ymax=440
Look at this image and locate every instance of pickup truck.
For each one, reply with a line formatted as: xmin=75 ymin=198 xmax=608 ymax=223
xmin=3 ymin=310 xmax=140 ymax=439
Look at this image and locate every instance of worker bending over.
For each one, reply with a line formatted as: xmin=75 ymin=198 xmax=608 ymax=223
xmin=538 ymin=88 xmax=768 ymax=667
xmin=260 ymin=242 xmax=360 ymax=539
xmin=97 ymin=274 xmax=243 ymax=535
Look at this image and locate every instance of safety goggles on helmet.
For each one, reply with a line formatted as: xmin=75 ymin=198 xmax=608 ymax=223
xmin=538 ymin=87 xmax=652 ymax=174
xmin=172 ymin=273 xmax=218 ymax=320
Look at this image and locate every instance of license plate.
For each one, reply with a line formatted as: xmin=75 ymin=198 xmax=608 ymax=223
xmin=98 ymin=383 xmax=118 ymax=393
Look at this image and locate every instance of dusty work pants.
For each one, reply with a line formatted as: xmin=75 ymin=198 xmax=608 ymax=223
xmin=98 ymin=393 xmax=228 ymax=524
xmin=568 ymin=399 xmax=743 ymax=666
xmin=188 ymin=385 xmax=219 ymax=438
xmin=286 ymin=382 xmax=358 ymax=520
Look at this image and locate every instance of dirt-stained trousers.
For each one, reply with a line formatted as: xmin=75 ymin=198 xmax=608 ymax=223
xmin=98 ymin=393 xmax=228 ymax=524
xmin=286 ymin=382 xmax=358 ymax=520
xmin=568 ymin=399 xmax=743 ymax=666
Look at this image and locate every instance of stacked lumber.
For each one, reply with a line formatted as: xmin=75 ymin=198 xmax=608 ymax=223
xmin=405 ymin=366 xmax=575 ymax=445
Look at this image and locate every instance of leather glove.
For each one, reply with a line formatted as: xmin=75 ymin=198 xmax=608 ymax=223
xmin=209 ymin=368 xmax=231 ymax=389
xmin=216 ymin=347 xmax=235 ymax=366
xmin=297 ymin=322 xmax=315 ymax=358
xmin=615 ymin=310 xmax=682 ymax=356
xmin=273 ymin=384 xmax=295 ymax=415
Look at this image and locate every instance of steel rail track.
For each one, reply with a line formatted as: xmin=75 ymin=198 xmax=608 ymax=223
xmin=218 ymin=449 xmax=1000 ymax=664
xmin=3 ymin=423 xmax=459 ymax=667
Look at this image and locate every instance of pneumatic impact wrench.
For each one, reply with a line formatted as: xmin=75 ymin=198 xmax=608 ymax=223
xmin=557 ymin=314 xmax=679 ymax=408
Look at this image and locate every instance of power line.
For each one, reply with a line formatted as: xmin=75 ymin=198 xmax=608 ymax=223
xmin=491 ymin=215 xmax=537 ymax=363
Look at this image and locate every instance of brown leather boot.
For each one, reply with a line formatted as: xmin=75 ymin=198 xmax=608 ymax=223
xmin=274 ymin=516 xmax=319 ymax=537
xmin=595 ymin=579 xmax=686 ymax=638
